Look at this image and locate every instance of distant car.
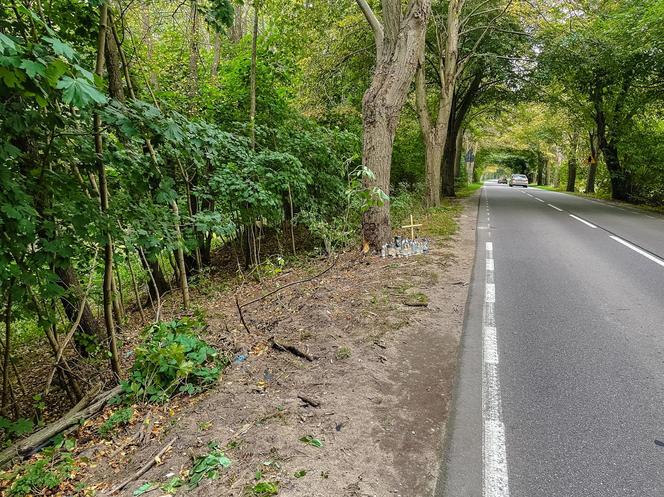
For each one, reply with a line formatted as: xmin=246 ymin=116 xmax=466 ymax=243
xmin=498 ymin=176 xmax=508 ymax=184
xmin=509 ymin=174 xmax=529 ymax=187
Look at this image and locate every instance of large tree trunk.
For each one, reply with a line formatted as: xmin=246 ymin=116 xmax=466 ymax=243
xmin=357 ymin=0 xmax=431 ymax=249
xmin=360 ymin=114 xmax=395 ymax=246
xmin=603 ymin=143 xmax=631 ymax=201
xmin=586 ymin=130 xmax=598 ymax=194
xmin=414 ymin=0 xmax=462 ymax=206
xmin=593 ymin=86 xmax=631 ymax=201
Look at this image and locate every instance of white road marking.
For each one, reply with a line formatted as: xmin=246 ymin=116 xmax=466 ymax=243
xmin=609 ymin=236 xmax=664 ymax=268
xmin=646 ymin=215 xmax=655 ymax=219
xmin=569 ymin=215 xmax=597 ymax=229
xmin=482 ymin=244 xmax=509 ymax=497
xmin=526 ymin=193 xmax=533 ymax=197
xmin=535 ymin=198 xmax=544 ymax=203
xmin=485 ymin=284 xmax=495 ymax=302
xmin=548 ymin=204 xmax=563 ymax=212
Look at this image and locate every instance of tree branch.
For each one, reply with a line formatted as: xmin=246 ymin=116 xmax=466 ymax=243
xmin=356 ymin=0 xmax=384 ymax=50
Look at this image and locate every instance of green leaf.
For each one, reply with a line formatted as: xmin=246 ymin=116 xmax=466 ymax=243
xmin=42 ymin=36 xmax=75 ymax=59
xmin=299 ymin=435 xmax=323 ymax=448
xmin=20 ymin=60 xmax=46 ymax=78
xmin=133 ymin=482 xmax=155 ymax=496
xmin=294 ymin=469 xmax=307 ymax=478
xmin=44 ymin=59 xmax=67 ymax=86
xmin=56 ymin=76 xmax=108 ymax=107
xmin=0 ymin=33 xmax=16 ymax=54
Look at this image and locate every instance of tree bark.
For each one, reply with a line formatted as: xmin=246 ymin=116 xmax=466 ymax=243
xmin=104 ymin=14 xmax=125 ymax=102
xmin=55 ymin=266 xmax=105 ymax=345
xmin=536 ymin=151 xmax=544 ymax=186
xmin=593 ymin=85 xmax=630 ymax=200
xmin=95 ymin=4 xmax=120 ymax=378
xmin=566 ymin=133 xmax=579 ymax=192
xmin=249 ymin=3 xmax=258 ymax=150
xmin=453 ymin=127 xmax=463 ymax=179
xmin=441 ymin=70 xmax=481 ymax=197
xmin=358 ymin=0 xmax=432 ymax=248
xmin=1 ymin=285 xmax=12 ymax=416
xmin=229 ymin=3 xmax=245 ymax=42
xmin=586 ymin=130 xmax=598 ymax=194
xmin=188 ymin=0 xmax=199 ymax=102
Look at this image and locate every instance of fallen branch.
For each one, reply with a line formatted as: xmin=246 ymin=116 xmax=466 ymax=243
xmin=270 ymin=338 xmax=314 ymax=362
xmin=109 ymin=436 xmax=177 ymax=494
xmin=239 ymin=257 xmax=337 ymax=309
xmin=0 ymin=385 xmax=122 ymax=468
xmin=297 ymin=394 xmax=320 ymax=408
xmin=235 ymin=294 xmax=251 ymax=334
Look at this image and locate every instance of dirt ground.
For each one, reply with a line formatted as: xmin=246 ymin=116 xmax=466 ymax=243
xmin=2 ymin=193 xmax=478 ymax=497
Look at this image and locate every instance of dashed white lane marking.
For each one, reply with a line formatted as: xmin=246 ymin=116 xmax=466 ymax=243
xmin=548 ymin=204 xmax=563 ymax=212
xmin=526 ymin=193 xmax=533 ymax=197
xmin=535 ymin=198 xmax=544 ymax=203
xmin=569 ymin=214 xmax=597 ymax=229
xmin=609 ymin=236 xmax=664 ymax=268
xmin=646 ymin=215 xmax=655 ymax=219
xmin=482 ymin=242 xmax=509 ymax=497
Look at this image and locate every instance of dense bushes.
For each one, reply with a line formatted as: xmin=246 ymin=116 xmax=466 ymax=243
xmin=122 ymin=318 xmax=226 ymax=403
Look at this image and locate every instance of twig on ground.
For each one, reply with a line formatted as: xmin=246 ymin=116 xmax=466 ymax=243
xmin=239 ymin=258 xmax=337 ymax=309
xmin=235 ymin=294 xmax=251 ymax=334
xmin=109 ymin=436 xmax=177 ymax=494
xmin=297 ymin=394 xmax=321 ymax=408
xmin=270 ymin=337 xmax=314 ymax=361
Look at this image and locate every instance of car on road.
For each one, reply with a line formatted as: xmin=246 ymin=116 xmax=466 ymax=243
xmin=509 ymin=174 xmax=529 ymax=187
xmin=498 ymin=176 xmax=508 ymax=184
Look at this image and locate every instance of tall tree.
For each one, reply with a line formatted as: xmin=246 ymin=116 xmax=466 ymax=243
xmin=356 ymin=0 xmax=431 ymax=249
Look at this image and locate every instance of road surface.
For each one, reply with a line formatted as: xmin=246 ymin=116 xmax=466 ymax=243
xmin=438 ymin=182 xmax=664 ymax=497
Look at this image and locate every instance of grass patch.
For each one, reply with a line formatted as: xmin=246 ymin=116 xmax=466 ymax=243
xmin=455 ymin=183 xmax=483 ymax=198
xmin=403 ymin=292 xmax=429 ymax=307
xmin=335 ymin=346 xmax=352 ymax=360
xmin=391 ymin=186 xmax=463 ymax=240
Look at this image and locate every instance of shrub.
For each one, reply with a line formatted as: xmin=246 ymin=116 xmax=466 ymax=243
xmin=98 ymin=407 xmax=134 ymax=437
xmin=3 ymin=439 xmax=76 ymax=497
xmin=122 ymin=318 xmax=227 ymax=403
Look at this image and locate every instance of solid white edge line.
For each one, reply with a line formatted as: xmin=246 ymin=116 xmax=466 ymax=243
xmin=609 ymin=236 xmax=664 ymax=268
xmin=483 ymin=244 xmax=510 ymax=497
xmin=569 ymin=214 xmax=597 ymax=229
xmin=548 ymin=204 xmax=563 ymax=212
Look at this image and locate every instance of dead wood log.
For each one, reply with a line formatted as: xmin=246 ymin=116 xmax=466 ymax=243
xmin=0 ymin=385 xmax=122 ymax=468
xmin=269 ymin=338 xmax=314 ymax=362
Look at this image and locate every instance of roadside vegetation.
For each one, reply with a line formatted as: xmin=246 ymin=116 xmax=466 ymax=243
xmin=0 ymin=0 xmax=662 ymax=495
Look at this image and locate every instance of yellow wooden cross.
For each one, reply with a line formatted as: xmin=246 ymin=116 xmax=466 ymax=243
xmin=401 ymin=214 xmax=422 ymax=239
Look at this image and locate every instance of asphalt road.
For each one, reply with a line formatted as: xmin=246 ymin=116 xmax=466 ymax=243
xmin=438 ymin=182 xmax=664 ymax=497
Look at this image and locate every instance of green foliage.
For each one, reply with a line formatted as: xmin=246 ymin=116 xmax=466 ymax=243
xmin=99 ymin=407 xmax=134 ymax=437
xmin=0 ymin=417 xmax=34 ymax=441
xmin=248 ymin=481 xmax=279 ymax=496
xmin=122 ymin=318 xmax=227 ymax=403
xmin=298 ymin=435 xmax=322 ymax=448
xmin=188 ymin=446 xmax=231 ymax=489
xmin=2 ymin=439 xmax=76 ymax=497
